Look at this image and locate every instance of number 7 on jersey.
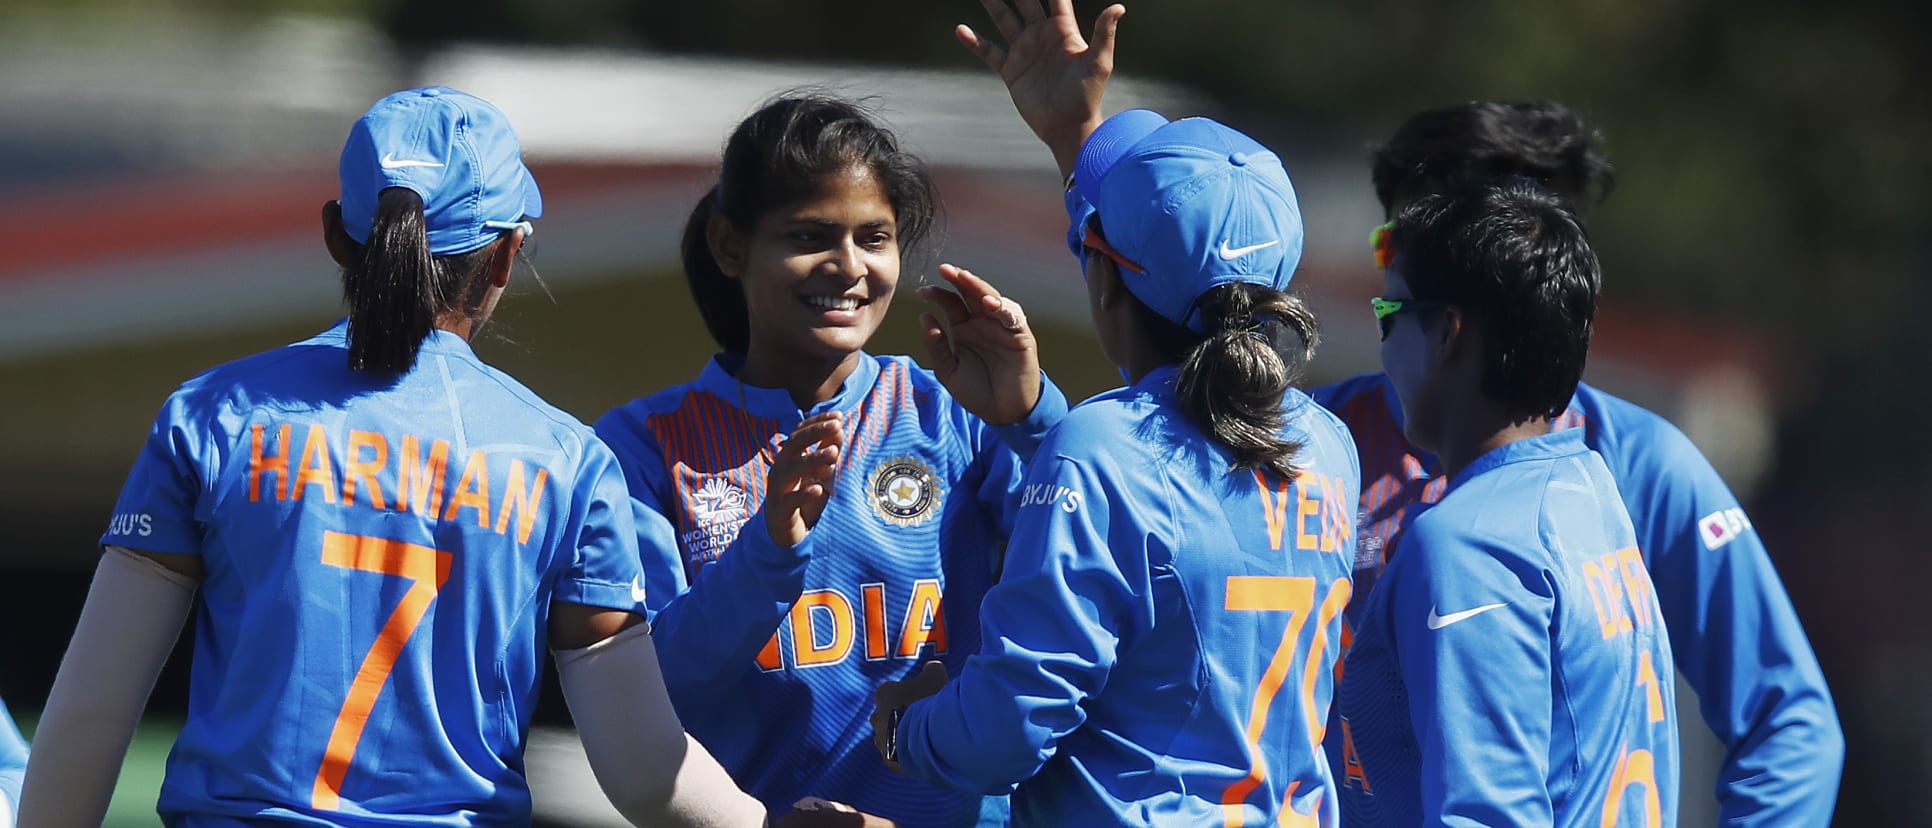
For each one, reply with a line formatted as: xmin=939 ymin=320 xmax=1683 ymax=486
xmin=311 ymin=531 xmax=453 ymax=810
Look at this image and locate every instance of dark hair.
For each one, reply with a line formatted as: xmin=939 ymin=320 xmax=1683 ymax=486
xmin=681 ymin=93 xmax=939 ymax=353
xmin=1130 ymin=279 xmax=1321 ymax=479
xmin=339 ymin=188 xmax=501 ymax=373
xmin=1371 ymin=101 xmax=1614 ymax=216
xmin=1388 ymin=178 xmax=1600 ymax=419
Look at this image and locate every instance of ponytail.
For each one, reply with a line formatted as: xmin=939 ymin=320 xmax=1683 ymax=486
xmin=1143 ymin=283 xmax=1321 ymax=479
xmin=341 ymin=187 xmax=495 ymax=374
xmin=682 ymin=186 xmax=752 ymax=354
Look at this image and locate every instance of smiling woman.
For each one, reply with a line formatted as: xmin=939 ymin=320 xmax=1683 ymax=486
xmin=591 ymin=93 xmax=1068 ymax=827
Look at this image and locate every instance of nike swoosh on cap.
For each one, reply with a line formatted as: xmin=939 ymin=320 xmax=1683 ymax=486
xmin=1217 ymin=239 xmax=1281 ymax=260
xmin=380 ymin=152 xmax=445 ymax=170
xmin=1425 ymin=602 xmax=1508 ymax=630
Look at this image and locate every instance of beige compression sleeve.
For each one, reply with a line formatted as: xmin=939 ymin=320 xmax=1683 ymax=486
xmin=17 ymin=546 xmax=195 ymax=828
xmin=555 ymin=623 xmax=771 ymax=827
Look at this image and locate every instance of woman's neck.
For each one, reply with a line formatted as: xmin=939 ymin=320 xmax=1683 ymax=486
xmin=736 ymin=348 xmax=865 ymax=411
xmin=1434 ymin=407 xmax=1554 ymax=480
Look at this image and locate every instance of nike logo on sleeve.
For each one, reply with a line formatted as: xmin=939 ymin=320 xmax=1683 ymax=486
xmin=1425 ymin=602 xmax=1508 ymax=630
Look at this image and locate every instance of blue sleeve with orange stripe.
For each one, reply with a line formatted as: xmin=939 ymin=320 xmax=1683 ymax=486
xmin=0 ymin=697 xmax=24 ymax=820
xmin=592 ymin=412 xmax=810 ymax=698
xmin=1575 ymin=385 xmax=1843 ymax=826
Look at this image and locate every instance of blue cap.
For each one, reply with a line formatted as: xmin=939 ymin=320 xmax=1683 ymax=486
xmin=337 ymin=86 xmax=543 ymax=256
xmin=1075 ymin=109 xmax=1304 ymax=332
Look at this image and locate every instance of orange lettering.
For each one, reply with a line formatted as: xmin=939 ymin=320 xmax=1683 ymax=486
xmin=341 ymin=430 xmax=389 ymax=509
xmin=1341 ymin=717 xmax=1371 ymax=793
xmin=1581 ymin=560 xmax=1632 ymax=640
xmin=1637 ymin=651 xmax=1665 ymax=723
xmin=443 ymin=450 xmax=491 ymax=527
xmin=397 ymin=436 xmax=449 ymax=518
xmin=249 ymin=423 xmax=293 ymax=502
xmin=1599 ymin=745 xmax=1662 ymax=827
xmin=493 ymin=459 xmax=548 ymax=543
xmin=862 ymin=583 xmax=889 ymax=661
xmin=1295 ymin=471 xmax=1323 ymax=552
xmin=792 ymin=589 xmax=856 ymax=667
xmin=756 ymin=631 xmax=783 ymax=672
xmin=896 ymin=579 xmax=947 ymax=658
xmin=1614 ymin=547 xmax=1652 ymax=628
xmin=1256 ymin=470 xmax=1293 ymax=551
xmin=294 ymin=424 xmax=338 ymax=504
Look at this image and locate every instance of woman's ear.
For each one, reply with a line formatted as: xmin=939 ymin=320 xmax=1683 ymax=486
xmin=1430 ymin=305 xmax=1467 ymax=365
xmin=321 ymin=201 xmax=356 ymax=268
xmin=1085 ymin=255 xmax=1123 ymax=311
xmin=706 ymin=214 xmax=747 ymax=280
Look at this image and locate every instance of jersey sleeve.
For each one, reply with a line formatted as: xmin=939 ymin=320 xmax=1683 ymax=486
xmin=549 ymin=438 xmax=649 ymax=613
xmin=1596 ymin=412 xmax=1843 ymax=825
xmin=972 ymin=372 xmax=1071 ymax=539
xmin=0 ymin=697 xmax=25 ymax=821
xmin=100 ymin=393 xmax=207 ymax=556
xmin=897 ymin=446 xmax=1157 ymax=793
xmin=594 ymin=411 xmax=808 ymax=700
xmin=1392 ymin=523 xmax=1557 ymax=827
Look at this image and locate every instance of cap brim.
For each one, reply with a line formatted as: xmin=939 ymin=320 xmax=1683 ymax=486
xmin=1075 ymin=109 xmax=1170 ymax=207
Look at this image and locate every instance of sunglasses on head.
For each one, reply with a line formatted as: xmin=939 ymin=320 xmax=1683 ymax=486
xmin=1080 ymin=221 xmax=1144 ymax=274
xmin=1371 ymin=296 xmax=1448 ymax=340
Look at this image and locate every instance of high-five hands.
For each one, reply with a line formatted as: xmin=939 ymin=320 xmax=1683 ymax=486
xmin=920 ymin=264 xmax=1041 ymax=426
xmin=956 ymin=0 xmax=1126 ymax=177
xmin=764 ymin=413 xmax=845 ymax=548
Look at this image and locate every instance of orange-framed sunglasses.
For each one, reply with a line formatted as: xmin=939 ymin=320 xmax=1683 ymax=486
xmin=1080 ymin=221 xmax=1145 ymax=274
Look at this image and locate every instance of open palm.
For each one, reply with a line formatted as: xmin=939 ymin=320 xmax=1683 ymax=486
xmin=957 ymin=0 xmax=1125 ymax=173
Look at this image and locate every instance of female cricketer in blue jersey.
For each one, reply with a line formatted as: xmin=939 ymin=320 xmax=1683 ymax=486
xmin=1336 ymin=179 xmax=1680 ymax=827
xmin=1315 ymin=102 xmax=1841 ymax=828
xmin=593 ymin=94 xmax=1066 ymax=826
xmin=16 ymin=87 xmax=770 ymax=827
xmin=871 ymin=8 xmax=1357 ymax=823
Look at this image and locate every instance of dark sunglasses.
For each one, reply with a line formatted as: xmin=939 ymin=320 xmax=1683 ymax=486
xmin=1371 ymin=296 xmax=1448 ymax=340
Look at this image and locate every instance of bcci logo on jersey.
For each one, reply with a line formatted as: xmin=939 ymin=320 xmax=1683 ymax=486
xmin=680 ymin=477 xmax=751 ymax=565
xmin=870 ymin=456 xmax=941 ymax=528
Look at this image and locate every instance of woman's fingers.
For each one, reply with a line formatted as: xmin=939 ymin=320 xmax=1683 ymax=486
xmin=1090 ymin=4 xmax=1126 ymax=68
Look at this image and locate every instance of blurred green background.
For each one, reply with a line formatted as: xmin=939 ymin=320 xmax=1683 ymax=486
xmin=1 ymin=0 xmax=1925 ymax=824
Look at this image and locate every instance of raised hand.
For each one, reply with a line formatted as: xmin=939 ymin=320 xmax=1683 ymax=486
xmin=764 ymin=413 xmax=845 ymax=548
xmin=955 ymin=0 xmax=1126 ymax=177
xmin=919 ymin=264 xmax=1041 ymax=426
xmin=870 ymin=660 xmax=951 ymax=773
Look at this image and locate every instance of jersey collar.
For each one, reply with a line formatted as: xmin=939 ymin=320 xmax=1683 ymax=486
xmin=694 ymin=351 xmax=882 ymax=422
xmin=1448 ymin=427 xmax=1590 ymax=491
xmin=314 ymin=317 xmax=481 ymax=362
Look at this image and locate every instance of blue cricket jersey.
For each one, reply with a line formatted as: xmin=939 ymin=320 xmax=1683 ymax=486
xmin=1312 ymin=373 xmax=1843 ymax=825
xmin=895 ymin=367 xmax=1360 ymax=827
xmin=594 ymin=352 xmax=1066 ymax=827
xmin=101 ymin=320 xmax=647 ymax=826
xmin=1337 ymin=429 xmax=1680 ymax=827
xmin=0 ymin=697 xmax=25 ymax=820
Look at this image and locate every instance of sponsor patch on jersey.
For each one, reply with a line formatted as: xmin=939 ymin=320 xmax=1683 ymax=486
xmin=870 ymin=456 xmax=942 ymax=528
xmin=1697 ymin=507 xmax=1754 ymax=550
